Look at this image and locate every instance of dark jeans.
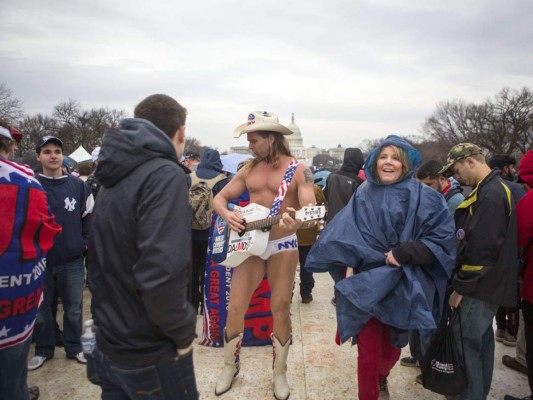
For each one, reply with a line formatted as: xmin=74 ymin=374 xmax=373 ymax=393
xmin=298 ymin=245 xmax=314 ymax=295
xmin=0 ymin=338 xmax=31 ymax=400
xmin=191 ymin=240 xmax=207 ymax=312
xmin=522 ymin=299 xmax=533 ymax=395
xmin=407 ymin=329 xmax=429 ymax=363
xmin=87 ymin=346 xmax=199 ymax=400
xmin=452 ymin=296 xmax=498 ymax=400
xmin=495 ymin=283 xmax=520 ymax=335
xmin=34 ymin=256 xmax=85 ymax=357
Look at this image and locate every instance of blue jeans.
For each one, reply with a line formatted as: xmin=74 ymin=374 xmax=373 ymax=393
xmin=452 ymin=296 xmax=498 ymax=400
xmin=34 ymin=256 xmax=85 ymax=357
xmin=0 ymin=338 xmax=31 ymax=400
xmin=87 ymin=346 xmax=199 ymax=400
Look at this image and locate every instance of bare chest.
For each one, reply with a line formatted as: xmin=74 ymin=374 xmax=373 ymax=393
xmin=244 ymin=161 xmax=298 ymax=208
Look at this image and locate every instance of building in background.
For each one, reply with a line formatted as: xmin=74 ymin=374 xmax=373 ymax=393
xmin=230 ymin=114 xmax=347 ymax=168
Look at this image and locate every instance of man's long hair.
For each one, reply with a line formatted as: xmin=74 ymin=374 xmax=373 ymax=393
xmin=244 ymin=131 xmax=294 ymax=173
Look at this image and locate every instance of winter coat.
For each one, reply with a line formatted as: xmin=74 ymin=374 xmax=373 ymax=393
xmin=89 ymin=118 xmax=196 ymax=367
xmin=518 ymin=151 xmax=533 ymax=303
xmin=452 ymin=169 xmax=518 ymax=307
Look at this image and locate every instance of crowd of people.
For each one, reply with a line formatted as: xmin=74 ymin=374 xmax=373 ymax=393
xmin=0 ymin=96 xmax=532 ymax=400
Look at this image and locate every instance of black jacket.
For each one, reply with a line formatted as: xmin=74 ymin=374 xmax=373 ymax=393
xmin=453 ymin=169 xmax=518 ymax=306
xmin=88 ymin=118 xmax=196 ymax=367
xmin=324 ymin=148 xmax=365 ymax=222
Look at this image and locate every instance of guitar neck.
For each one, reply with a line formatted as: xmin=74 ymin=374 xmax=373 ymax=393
xmin=244 ymin=213 xmax=295 ymax=232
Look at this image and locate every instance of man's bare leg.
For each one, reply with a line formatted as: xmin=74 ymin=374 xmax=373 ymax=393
xmin=266 ymin=250 xmax=298 ymax=343
xmin=267 ymin=249 xmax=298 ymax=400
xmin=215 ymin=256 xmax=266 ymax=396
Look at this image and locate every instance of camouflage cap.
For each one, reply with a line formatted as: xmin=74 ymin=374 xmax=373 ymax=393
xmin=439 ymin=143 xmax=483 ymax=175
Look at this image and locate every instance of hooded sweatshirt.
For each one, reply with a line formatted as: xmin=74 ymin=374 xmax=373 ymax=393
xmin=518 ymin=150 xmax=533 ymax=303
xmin=89 ymin=118 xmax=196 ymax=366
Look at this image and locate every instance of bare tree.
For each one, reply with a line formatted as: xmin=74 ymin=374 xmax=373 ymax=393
xmin=17 ymin=114 xmax=57 ymax=156
xmin=16 ymin=99 xmax=127 ymax=157
xmin=185 ymin=137 xmax=204 ymax=157
xmin=423 ymin=87 xmax=533 ymax=156
xmin=0 ymin=83 xmax=24 ymax=124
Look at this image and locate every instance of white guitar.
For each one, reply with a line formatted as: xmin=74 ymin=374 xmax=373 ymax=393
xmin=220 ymin=203 xmax=326 ymax=268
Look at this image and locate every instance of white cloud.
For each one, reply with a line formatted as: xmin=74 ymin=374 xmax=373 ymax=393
xmin=1 ymin=0 xmax=532 ymax=152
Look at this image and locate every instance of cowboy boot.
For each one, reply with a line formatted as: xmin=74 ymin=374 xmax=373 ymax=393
xmin=272 ymin=333 xmax=291 ymax=400
xmin=215 ymin=329 xmax=243 ymax=396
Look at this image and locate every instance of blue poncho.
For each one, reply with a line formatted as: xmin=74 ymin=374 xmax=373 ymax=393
xmin=305 ymin=135 xmax=456 ymax=346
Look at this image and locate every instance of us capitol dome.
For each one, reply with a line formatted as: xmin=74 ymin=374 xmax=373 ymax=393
xmin=286 ymin=113 xmax=305 ymax=161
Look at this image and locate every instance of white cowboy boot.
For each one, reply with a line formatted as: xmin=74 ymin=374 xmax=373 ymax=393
xmin=272 ymin=333 xmax=291 ymax=400
xmin=215 ymin=330 xmax=243 ymax=396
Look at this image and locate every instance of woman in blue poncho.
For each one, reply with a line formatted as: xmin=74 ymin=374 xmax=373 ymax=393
xmin=306 ymin=135 xmax=456 ymax=400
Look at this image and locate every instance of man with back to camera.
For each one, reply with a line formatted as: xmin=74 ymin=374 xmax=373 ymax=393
xmin=87 ymin=94 xmax=198 ymax=399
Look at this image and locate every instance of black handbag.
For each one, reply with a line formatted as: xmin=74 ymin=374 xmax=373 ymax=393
xmin=421 ymin=306 xmax=468 ymax=396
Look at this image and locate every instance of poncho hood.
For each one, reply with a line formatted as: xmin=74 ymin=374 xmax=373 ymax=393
xmin=364 ymin=134 xmax=422 ymax=185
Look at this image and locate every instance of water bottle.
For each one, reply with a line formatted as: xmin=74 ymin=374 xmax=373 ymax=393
xmin=81 ymin=319 xmax=96 ymax=355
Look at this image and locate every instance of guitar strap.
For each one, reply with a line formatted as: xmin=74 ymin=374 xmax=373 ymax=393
xmin=268 ymin=159 xmax=299 ymax=217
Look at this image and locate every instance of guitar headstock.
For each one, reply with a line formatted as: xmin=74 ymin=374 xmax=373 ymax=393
xmin=294 ymin=205 xmax=326 ymax=221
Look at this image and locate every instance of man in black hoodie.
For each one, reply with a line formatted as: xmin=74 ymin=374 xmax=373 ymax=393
xmin=88 ymin=94 xmax=199 ymax=399
xmin=324 ymin=147 xmax=365 ymax=222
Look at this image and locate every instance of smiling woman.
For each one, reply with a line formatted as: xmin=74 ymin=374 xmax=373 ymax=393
xmin=374 ymin=145 xmax=411 ymax=184
xmin=306 ymin=134 xmax=457 ymax=399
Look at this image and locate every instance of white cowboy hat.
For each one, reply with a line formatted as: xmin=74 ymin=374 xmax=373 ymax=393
xmin=233 ymin=111 xmax=293 ymax=138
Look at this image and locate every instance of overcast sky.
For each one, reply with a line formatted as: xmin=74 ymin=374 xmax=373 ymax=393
xmin=1 ymin=0 xmax=532 ymax=152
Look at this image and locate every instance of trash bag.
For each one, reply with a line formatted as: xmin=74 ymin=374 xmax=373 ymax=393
xmin=421 ymin=306 xmax=467 ymax=396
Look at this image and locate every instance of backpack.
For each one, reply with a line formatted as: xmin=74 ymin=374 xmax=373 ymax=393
xmin=444 ymin=187 xmax=462 ymax=202
xmin=189 ymin=172 xmax=226 ymax=230
xmin=325 ymin=173 xmax=363 ymax=222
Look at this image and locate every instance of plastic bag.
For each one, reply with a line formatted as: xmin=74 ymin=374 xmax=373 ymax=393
xmin=421 ymin=306 xmax=467 ymax=396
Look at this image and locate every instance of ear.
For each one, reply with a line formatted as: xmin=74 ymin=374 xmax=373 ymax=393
xmin=268 ymin=134 xmax=275 ymax=145
xmin=171 ymin=125 xmax=186 ymax=158
xmin=177 ymin=126 xmax=185 ymax=143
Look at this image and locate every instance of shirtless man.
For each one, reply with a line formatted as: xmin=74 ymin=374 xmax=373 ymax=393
xmin=213 ymin=111 xmax=316 ymax=400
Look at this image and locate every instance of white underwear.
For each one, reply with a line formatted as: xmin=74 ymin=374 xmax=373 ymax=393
xmin=258 ymin=234 xmax=298 ymax=260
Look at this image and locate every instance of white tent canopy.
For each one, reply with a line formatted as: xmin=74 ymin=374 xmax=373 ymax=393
xmin=69 ymin=145 xmax=92 ymax=163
